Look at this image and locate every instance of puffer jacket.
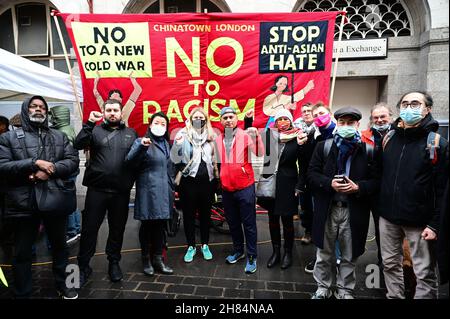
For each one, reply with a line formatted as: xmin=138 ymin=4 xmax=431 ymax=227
xmin=378 ymin=114 xmax=448 ymax=231
xmin=0 ymin=96 xmax=80 ymax=218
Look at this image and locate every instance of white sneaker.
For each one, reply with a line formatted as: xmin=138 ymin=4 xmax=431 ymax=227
xmin=311 ymin=289 xmax=332 ymax=299
xmin=334 ymin=291 xmax=355 ymax=299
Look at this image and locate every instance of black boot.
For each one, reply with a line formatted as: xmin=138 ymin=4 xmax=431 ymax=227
xmin=152 ymin=255 xmax=174 ymax=275
xmin=142 ymin=255 xmax=154 ymax=276
xmin=108 ymin=262 xmax=123 ymax=282
xmin=267 ymin=244 xmax=281 ymax=268
xmin=79 ymin=265 xmax=93 ymax=288
xmin=281 ymin=249 xmax=293 ymax=270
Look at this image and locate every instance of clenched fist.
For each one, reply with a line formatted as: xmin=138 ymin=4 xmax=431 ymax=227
xmin=89 ymin=111 xmax=103 ymax=123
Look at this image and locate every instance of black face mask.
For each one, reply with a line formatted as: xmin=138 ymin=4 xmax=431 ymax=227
xmin=192 ymin=119 xmax=206 ymax=129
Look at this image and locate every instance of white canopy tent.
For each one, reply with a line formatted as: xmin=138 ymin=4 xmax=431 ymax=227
xmin=0 ymin=48 xmax=83 ymax=102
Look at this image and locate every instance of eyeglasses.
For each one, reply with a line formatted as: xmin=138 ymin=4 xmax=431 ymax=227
xmin=400 ymin=100 xmax=423 ymax=109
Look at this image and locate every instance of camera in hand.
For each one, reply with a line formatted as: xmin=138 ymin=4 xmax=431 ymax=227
xmin=334 ymin=175 xmax=348 ymax=184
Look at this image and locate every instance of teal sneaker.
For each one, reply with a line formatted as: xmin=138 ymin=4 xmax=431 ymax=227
xmin=225 ymin=252 xmax=245 ymax=264
xmin=245 ymin=256 xmax=257 ymax=274
xmin=201 ymin=244 xmax=213 ymax=260
xmin=183 ymin=246 xmax=196 ymax=263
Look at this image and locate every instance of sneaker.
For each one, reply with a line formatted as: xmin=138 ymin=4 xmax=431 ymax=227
xmin=201 ymin=244 xmax=213 ymax=260
xmin=225 ymin=252 xmax=245 ymax=264
xmin=184 ymin=246 xmax=196 ymax=263
xmin=334 ymin=291 xmax=354 ymax=299
xmin=66 ymin=233 xmax=80 ymax=245
xmin=57 ymin=287 xmax=78 ymax=299
xmin=336 ymin=258 xmax=341 ymax=266
xmin=300 ymin=233 xmax=312 ymax=245
xmin=311 ymin=289 xmax=332 ymax=299
xmin=304 ymin=259 xmax=315 ymax=274
xmin=245 ymin=256 xmax=257 ymax=274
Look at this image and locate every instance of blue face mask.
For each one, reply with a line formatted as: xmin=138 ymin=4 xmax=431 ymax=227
xmin=336 ymin=125 xmax=357 ymax=139
xmin=400 ymin=107 xmax=423 ymax=125
xmin=372 ymin=123 xmax=390 ymax=132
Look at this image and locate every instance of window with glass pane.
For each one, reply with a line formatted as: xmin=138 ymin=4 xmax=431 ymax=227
xmin=51 ymin=12 xmax=72 ymax=55
xmin=164 ymin=0 xmax=196 ymax=13
xmin=17 ymin=4 xmax=48 ymax=55
xmin=53 ymin=59 xmax=75 ymax=73
xmin=33 ymin=59 xmax=50 ymax=67
xmin=201 ymin=0 xmax=222 ymax=12
xmin=0 ymin=9 xmax=15 ymax=53
xmin=144 ymin=2 xmax=160 ymax=13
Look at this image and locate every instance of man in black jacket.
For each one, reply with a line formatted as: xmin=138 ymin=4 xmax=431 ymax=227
xmin=0 ymin=96 xmax=79 ymax=299
xmin=378 ymin=91 xmax=448 ymax=299
xmin=307 ymin=107 xmax=380 ymax=299
xmin=74 ymin=99 xmax=137 ymax=286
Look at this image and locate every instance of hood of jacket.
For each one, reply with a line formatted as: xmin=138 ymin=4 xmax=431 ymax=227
xmin=20 ymin=95 xmax=49 ymax=132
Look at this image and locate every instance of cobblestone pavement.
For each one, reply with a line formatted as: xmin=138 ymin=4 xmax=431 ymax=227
xmin=0 ymin=199 xmax=448 ymax=300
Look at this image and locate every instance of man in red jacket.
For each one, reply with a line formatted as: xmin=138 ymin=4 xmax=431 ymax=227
xmin=216 ymin=107 xmax=264 ymax=274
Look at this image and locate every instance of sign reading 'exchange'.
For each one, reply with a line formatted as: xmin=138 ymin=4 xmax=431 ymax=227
xmin=333 ymin=38 xmax=388 ymax=59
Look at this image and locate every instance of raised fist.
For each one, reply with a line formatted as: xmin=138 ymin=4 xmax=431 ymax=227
xmin=89 ymin=111 xmax=103 ymax=123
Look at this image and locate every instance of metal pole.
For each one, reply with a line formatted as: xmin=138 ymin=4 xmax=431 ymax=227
xmin=329 ymin=10 xmax=347 ymax=111
xmin=51 ymin=11 xmax=83 ymax=121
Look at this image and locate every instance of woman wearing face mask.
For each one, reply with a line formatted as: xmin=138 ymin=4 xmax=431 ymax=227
xmin=125 ymin=112 xmax=174 ymax=276
xmin=257 ymin=109 xmax=308 ymax=270
xmin=170 ymin=107 xmax=218 ymax=263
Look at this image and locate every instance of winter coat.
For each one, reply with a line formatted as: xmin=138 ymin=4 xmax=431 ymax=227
xmin=378 ymin=114 xmax=448 ymax=232
xmin=0 ymin=96 xmax=79 ymax=218
xmin=257 ymin=129 xmax=303 ymax=216
xmin=73 ymin=120 xmax=137 ymax=193
xmin=307 ymin=139 xmax=380 ymax=259
xmin=125 ymin=134 xmax=174 ymax=220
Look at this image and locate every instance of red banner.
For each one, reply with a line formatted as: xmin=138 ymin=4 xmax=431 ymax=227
xmin=59 ymin=12 xmax=341 ymax=136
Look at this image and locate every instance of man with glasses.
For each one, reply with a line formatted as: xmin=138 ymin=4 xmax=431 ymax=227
xmin=361 ymin=103 xmax=393 ymax=267
xmin=378 ymin=91 xmax=448 ymax=299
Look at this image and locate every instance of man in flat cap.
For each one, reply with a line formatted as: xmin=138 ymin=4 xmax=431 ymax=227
xmin=307 ymin=106 xmax=380 ymax=299
xmin=215 ymin=106 xmax=264 ymax=274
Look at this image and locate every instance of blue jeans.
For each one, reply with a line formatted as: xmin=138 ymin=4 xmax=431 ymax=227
xmin=67 ymin=209 xmax=81 ymax=237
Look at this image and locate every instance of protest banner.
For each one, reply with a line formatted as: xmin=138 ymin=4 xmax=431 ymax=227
xmin=58 ymin=12 xmax=342 ymax=136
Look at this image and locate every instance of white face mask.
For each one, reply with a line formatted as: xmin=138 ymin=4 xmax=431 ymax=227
xmin=151 ymin=124 xmax=166 ymax=137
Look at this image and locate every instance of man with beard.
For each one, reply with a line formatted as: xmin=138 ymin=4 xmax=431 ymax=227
xmin=74 ymin=99 xmax=137 ymax=287
xmin=0 ymin=96 xmax=79 ymax=298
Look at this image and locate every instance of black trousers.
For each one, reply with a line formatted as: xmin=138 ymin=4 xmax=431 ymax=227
xmin=12 ymin=213 xmax=68 ymax=298
xmin=371 ymin=209 xmax=382 ymax=264
xmin=299 ymin=189 xmax=313 ymax=234
xmin=179 ymin=176 xmax=213 ymax=247
xmin=268 ymin=210 xmax=294 ymax=250
xmin=77 ymin=188 xmax=130 ymax=268
xmin=139 ymin=220 xmax=166 ymax=256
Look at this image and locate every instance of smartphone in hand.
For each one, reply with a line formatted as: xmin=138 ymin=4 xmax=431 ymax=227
xmin=334 ymin=175 xmax=348 ymax=184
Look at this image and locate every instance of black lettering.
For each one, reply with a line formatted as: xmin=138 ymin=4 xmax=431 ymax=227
xmin=93 ymin=27 xmax=109 ymax=44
